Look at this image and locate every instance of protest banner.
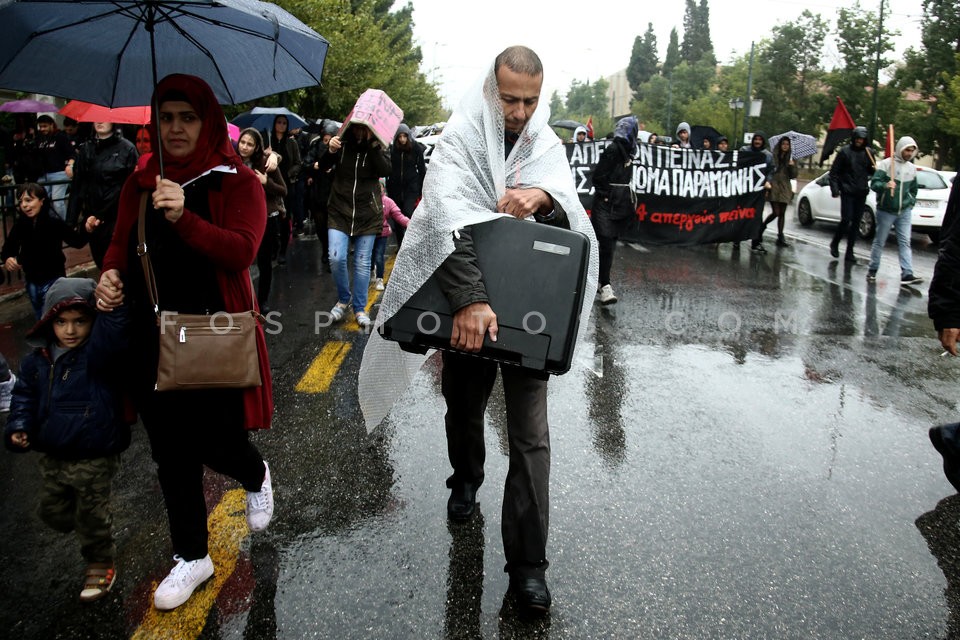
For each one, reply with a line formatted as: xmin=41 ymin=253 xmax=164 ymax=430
xmin=566 ymin=141 xmax=766 ymax=245
xmin=418 ymin=136 xmax=766 ymax=246
xmin=339 ymin=89 xmax=404 ymax=147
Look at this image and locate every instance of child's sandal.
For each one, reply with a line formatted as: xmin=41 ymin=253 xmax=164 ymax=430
xmin=80 ymin=562 xmax=116 ymax=602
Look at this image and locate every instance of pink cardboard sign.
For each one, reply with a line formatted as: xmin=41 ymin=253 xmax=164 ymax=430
xmin=339 ymin=89 xmax=404 ymax=147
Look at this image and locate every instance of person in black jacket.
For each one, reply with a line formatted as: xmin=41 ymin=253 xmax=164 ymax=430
xmin=928 ymin=178 xmax=960 ymax=492
xmin=304 ymin=121 xmax=338 ymax=271
xmin=264 ymin=115 xmax=301 ymax=264
xmin=4 ymin=277 xmax=131 ymax=602
xmin=590 ymin=115 xmax=638 ymax=305
xmin=317 ymin=122 xmax=391 ymax=328
xmin=1 ymin=183 xmax=88 ymax=319
xmin=66 ymin=123 xmax=138 ymax=268
xmin=34 ymin=115 xmax=75 ymax=220
xmin=828 ymin=126 xmax=875 ymax=263
xmin=740 ymin=131 xmax=775 ymax=253
xmin=386 ymin=123 xmax=427 ymax=246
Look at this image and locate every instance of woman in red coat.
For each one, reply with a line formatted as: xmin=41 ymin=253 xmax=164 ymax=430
xmin=94 ymin=74 xmax=274 ymax=612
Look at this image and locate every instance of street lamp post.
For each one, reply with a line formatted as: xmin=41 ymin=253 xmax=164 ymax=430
xmin=728 ymin=98 xmax=743 ymax=147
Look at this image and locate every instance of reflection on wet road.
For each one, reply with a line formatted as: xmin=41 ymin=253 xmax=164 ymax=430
xmin=1 ymin=226 xmax=959 ymax=638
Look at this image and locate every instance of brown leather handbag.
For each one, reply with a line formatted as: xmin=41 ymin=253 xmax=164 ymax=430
xmin=137 ymin=193 xmax=262 ymax=391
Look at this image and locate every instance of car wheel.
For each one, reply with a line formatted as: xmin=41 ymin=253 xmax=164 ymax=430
xmin=797 ymin=198 xmax=814 ymax=226
xmin=858 ymin=208 xmax=876 ymax=240
xmin=928 ymin=229 xmax=941 ymax=244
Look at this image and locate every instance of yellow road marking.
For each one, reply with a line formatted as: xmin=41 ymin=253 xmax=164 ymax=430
xmin=132 ymin=489 xmax=248 ymax=640
xmin=295 ymin=341 xmax=351 ymax=393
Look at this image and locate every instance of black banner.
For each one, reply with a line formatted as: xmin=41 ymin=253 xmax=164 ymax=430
xmin=419 ymin=136 xmax=766 ymax=245
xmin=566 ymin=141 xmax=766 ymax=245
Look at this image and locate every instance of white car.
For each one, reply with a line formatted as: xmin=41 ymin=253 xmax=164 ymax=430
xmin=796 ymin=167 xmax=952 ymax=242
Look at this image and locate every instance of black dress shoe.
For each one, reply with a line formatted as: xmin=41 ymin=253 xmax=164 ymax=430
xmin=447 ymin=483 xmax=477 ymax=522
xmin=510 ymin=577 xmax=551 ymax=613
xmin=830 ymin=239 xmax=840 ymax=258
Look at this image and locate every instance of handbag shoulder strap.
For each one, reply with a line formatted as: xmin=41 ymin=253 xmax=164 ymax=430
xmin=136 ymin=192 xmax=161 ymax=323
xmin=136 ymin=190 xmax=260 ymax=319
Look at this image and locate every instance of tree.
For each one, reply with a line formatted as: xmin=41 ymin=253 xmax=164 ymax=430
xmin=826 ymin=0 xmax=896 ymax=133
xmin=627 ymin=23 xmax=659 ymax=100
xmin=696 ymin=0 xmax=717 ymax=67
xmin=751 ymin=11 xmax=830 ymax=137
xmin=680 ymin=0 xmax=698 ymax=64
xmin=268 ymin=0 xmax=443 ymax=124
xmin=894 ymin=0 xmax=960 ymax=167
xmin=663 ymin=28 xmax=681 ymax=77
xmin=680 ymin=0 xmax=715 ymax=66
xmin=565 ymin=78 xmax=610 ymax=120
xmin=549 ymin=91 xmax=564 ymax=118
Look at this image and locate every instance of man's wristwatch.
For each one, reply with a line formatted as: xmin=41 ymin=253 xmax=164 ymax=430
xmin=533 ymin=209 xmax=557 ymax=223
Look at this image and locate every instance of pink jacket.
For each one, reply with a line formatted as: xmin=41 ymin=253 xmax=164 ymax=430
xmin=381 ymin=193 xmax=409 ymax=237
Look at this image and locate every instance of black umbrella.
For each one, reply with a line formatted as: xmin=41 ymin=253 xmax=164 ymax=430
xmin=231 ymin=106 xmax=308 ymax=132
xmin=550 ymin=119 xmax=585 ymax=131
xmin=0 ymin=0 xmax=329 ymax=107
xmin=690 ymin=125 xmax=722 ymax=149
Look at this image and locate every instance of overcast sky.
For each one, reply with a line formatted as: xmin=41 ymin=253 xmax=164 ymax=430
xmin=400 ymin=0 xmax=925 ymax=109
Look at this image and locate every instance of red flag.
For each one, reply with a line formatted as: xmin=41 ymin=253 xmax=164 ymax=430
xmin=819 ymin=97 xmax=856 ymax=165
xmin=829 ymin=97 xmax=856 ymax=130
xmin=586 ymin=116 xmax=594 ymax=140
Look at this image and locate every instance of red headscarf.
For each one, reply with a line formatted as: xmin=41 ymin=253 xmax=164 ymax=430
xmin=135 ymin=73 xmax=241 ymax=188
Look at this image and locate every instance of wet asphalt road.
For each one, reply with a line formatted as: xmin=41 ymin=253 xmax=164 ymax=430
xmin=1 ymin=208 xmax=959 ymax=639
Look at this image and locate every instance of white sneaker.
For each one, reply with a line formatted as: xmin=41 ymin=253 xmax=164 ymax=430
xmin=329 ymin=302 xmax=349 ymax=322
xmin=0 ymin=373 xmax=16 ymax=412
xmin=374 ymin=278 xmax=384 ymax=291
xmin=246 ymin=461 xmax=274 ymax=532
xmin=153 ymin=555 xmax=214 ymax=610
xmin=355 ymin=312 xmax=372 ymax=330
xmin=598 ymin=284 xmax=618 ymax=305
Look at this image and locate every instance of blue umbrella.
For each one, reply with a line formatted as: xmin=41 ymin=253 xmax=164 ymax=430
xmin=231 ymin=106 xmax=307 ymax=133
xmin=0 ymin=0 xmax=328 ymax=107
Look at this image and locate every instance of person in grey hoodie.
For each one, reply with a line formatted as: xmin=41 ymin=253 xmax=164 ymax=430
xmin=673 ymin=121 xmax=692 ymax=148
xmin=867 ymin=136 xmax=922 ymax=285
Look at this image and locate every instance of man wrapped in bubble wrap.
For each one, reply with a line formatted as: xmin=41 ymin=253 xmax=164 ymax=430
xmin=358 ymin=45 xmax=598 ymax=613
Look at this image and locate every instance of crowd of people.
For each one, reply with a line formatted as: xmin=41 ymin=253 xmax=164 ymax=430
xmin=0 ymin=80 xmax=428 ymax=612
xmin=0 ymin=44 xmax=956 ymax=624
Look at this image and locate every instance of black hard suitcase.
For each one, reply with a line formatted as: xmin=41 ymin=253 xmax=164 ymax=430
xmin=380 ymin=216 xmax=590 ymax=376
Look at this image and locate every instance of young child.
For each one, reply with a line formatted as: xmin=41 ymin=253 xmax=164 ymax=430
xmin=4 ymin=277 xmax=130 ymax=603
xmin=373 ymin=180 xmax=409 ymax=291
xmin=0 ymin=183 xmax=88 ymax=319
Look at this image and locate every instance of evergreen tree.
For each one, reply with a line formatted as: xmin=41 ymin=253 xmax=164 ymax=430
xmin=697 ymin=0 xmax=717 ymax=67
xmin=680 ymin=0 xmax=716 ymax=66
xmin=680 ymin=0 xmax=698 ymax=64
xmin=663 ymin=28 xmax=681 ymax=76
xmin=627 ymin=23 xmax=659 ymax=100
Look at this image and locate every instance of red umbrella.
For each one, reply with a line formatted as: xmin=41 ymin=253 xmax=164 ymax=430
xmin=59 ymin=100 xmax=150 ymax=125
